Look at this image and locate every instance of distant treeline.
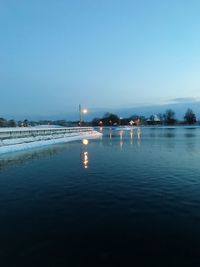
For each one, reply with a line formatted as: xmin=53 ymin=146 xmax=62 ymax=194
xmin=91 ymin=109 xmax=197 ymax=126
xmin=0 ymin=108 xmax=198 ymax=127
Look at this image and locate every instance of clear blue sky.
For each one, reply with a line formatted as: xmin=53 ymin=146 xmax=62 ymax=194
xmin=1 ymin=0 xmax=200 ymax=119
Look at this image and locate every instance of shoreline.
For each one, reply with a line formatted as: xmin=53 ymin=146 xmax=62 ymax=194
xmin=0 ymin=127 xmax=102 ymax=155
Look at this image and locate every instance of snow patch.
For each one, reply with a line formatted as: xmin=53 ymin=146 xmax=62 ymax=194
xmin=0 ymin=130 xmax=102 ymax=155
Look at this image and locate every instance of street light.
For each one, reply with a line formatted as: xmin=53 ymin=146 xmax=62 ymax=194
xmin=79 ymin=104 xmax=88 ymax=126
xmin=119 ymin=117 xmax=123 ymax=126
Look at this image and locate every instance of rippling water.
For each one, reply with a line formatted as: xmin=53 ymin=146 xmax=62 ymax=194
xmin=0 ymin=127 xmax=200 ymax=266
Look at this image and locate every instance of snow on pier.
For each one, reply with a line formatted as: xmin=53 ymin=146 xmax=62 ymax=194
xmin=0 ymin=126 xmax=102 ymax=154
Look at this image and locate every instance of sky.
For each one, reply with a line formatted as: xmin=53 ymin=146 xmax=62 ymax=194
xmin=1 ymin=0 xmax=200 ymax=119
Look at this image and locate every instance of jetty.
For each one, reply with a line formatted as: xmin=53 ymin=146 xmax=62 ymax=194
xmin=0 ymin=126 xmax=102 ymax=154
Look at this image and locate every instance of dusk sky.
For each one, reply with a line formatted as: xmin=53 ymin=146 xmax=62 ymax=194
xmin=1 ymin=0 xmax=200 ymax=119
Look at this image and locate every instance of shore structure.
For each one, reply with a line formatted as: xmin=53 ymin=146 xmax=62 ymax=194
xmin=0 ymin=126 xmax=102 ymax=154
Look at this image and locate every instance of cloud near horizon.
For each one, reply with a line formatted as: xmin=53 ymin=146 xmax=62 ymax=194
xmin=170 ymin=97 xmax=200 ymax=104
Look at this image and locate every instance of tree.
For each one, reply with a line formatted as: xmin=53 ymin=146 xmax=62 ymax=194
xmin=18 ymin=120 xmax=22 ymax=127
xmin=149 ymin=115 xmax=155 ymax=121
xmin=7 ymin=119 xmax=16 ymax=127
xmin=23 ymin=119 xmax=29 ymax=127
xmin=164 ymin=109 xmax=176 ymax=125
xmin=157 ymin=113 xmax=164 ymax=122
xmin=91 ymin=118 xmax=100 ymax=126
xmin=147 ymin=115 xmax=161 ymax=125
xmin=0 ymin=118 xmax=7 ymax=127
xmin=102 ymin=113 xmax=119 ymax=125
xmin=129 ymin=114 xmax=139 ymax=120
xmin=103 ymin=112 xmax=111 ymax=119
xmin=184 ymin=109 xmax=196 ymax=124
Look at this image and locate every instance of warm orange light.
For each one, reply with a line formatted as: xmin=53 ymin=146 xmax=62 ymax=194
xmin=82 ymin=150 xmax=89 ymax=169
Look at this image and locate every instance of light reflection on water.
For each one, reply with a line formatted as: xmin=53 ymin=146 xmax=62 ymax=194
xmin=80 ymin=139 xmax=89 ymax=169
xmin=0 ymin=127 xmax=199 ymax=171
xmin=0 ymin=127 xmax=200 ymax=265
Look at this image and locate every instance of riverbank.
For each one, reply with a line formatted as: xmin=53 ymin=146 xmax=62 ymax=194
xmin=0 ymin=127 xmax=102 ymax=154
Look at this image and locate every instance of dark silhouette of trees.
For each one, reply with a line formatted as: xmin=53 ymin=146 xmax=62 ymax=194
xmin=184 ymin=109 xmax=196 ymax=124
xmin=129 ymin=114 xmax=140 ymax=120
xmin=157 ymin=113 xmax=164 ymax=123
xmin=149 ymin=115 xmax=155 ymax=121
xmin=8 ymin=120 xmax=16 ymax=127
xmin=138 ymin=116 xmax=147 ymax=125
xmin=103 ymin=112 xmax=111 ymax=119
xmin=0 ymin=108 xmax=199 ymax=128
xmin=164 ymin=109 xmax=176 ymax=125
xmin=0 ymin=118 xmax=7 ymax=127
xmin=0 ymin=118 xmax=17 ymax=127
xmin=119 ymin=118 xmax=129 ymax=125
xmin=23 ymin=119 xmax=29 ymax=127
xmin=91 ymin=118 xmax=101 ymax=126
xmin=147 ymin=115 xmax=161 ymax=125
xmin=102 ymin=113 xmax=119 ymax=125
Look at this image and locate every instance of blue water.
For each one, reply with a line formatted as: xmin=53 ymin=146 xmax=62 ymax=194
xmin=0 ymin=127 xmax=200 ymax=266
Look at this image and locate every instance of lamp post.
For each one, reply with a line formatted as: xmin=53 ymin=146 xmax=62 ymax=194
xmin=79 ymin=104 xmax=88 ymax=126
xmin=119 ymin=117 xmax=123 ymax=126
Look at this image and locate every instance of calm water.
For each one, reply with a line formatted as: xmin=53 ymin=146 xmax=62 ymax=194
xmin=0 ymin=127 xmax=200 ymax=266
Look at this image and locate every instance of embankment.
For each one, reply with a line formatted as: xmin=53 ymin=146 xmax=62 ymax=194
xmin=0 ymin=127 xmax=102 ymax=154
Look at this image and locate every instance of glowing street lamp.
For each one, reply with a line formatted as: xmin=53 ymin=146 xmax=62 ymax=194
xmin=82 ymin=109 xmax=87 ymax=114
xmin=79 ymin=104 xmax=88 ymax=126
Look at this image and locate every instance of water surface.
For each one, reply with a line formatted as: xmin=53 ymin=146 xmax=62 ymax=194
xmin=0 ymin=127 xmax=200 ymax=266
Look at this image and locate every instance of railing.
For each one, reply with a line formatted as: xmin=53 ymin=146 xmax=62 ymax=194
xmin=0 ymin=127 xmax=94 ymax=140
